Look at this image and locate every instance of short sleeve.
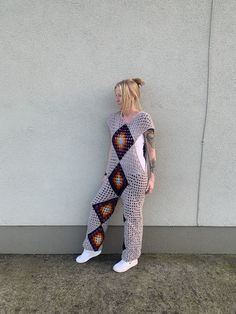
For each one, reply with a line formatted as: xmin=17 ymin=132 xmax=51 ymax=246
xmin=106 ymin=112 xmax=114 ymax=130
xmin=140 ymin=112 xmax=156 ymax=134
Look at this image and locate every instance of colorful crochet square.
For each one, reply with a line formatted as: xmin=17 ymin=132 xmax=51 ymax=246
xmin=112 ymin=124 xmax=134 ymax=160
xmin=92 ymin=197 xmax=119 ymax=224
xmin=88 ymin=225 xmax=105 ymax=251
xmin=108 ymin=163 xmax=128 ymax=196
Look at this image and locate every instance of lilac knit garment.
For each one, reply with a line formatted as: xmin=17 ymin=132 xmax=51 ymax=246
xmin=82 ymin=110 xmax=155 ymax=261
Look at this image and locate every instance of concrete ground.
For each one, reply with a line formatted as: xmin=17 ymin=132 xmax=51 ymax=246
xmin=0 ymin=254 xmax=235 ymax=314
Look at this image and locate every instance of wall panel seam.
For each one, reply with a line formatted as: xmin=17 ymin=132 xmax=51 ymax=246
xmin=196 ymin=0 xmax=214 ymax=226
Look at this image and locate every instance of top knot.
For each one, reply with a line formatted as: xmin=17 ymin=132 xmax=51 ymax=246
xmin=132 ymin=78 xmax=145 ymax=87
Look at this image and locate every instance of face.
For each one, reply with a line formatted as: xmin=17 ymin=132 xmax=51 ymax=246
xmin=114 ymin=86 xmax=122 ymax=106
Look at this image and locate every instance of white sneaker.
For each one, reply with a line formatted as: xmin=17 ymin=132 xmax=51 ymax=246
xmin=76 ymin=249 xmax=102 ymax=263
xmin=113 ymin=259 xmax=138 ymax=272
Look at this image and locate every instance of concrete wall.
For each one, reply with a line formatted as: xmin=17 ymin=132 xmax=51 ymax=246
xmin=198 ymin=1 xmax=236 ymax=226
xmin=0 ymin=1 xmax=235 ymax=252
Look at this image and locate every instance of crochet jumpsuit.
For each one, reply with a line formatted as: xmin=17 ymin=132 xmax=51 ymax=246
xmin=82 ymin=110 xmax=155 ymax=262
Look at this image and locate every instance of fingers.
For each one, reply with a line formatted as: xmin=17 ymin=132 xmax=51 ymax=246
xmin=145 ymin=184 xmax=150 ymax=194
xmin=145 ymin=184 xmax=154 ymax=194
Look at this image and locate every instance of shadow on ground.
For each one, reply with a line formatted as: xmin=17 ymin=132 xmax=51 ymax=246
xmin=0 ymin=254 xmax=235 ymax=313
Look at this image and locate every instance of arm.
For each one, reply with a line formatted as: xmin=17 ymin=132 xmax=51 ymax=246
xmin=144 ymin=128 xmax=157 ymax=193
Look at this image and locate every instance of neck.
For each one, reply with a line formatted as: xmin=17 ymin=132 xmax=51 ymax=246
xmin=121 ymin=109 xmax=139 ymax=117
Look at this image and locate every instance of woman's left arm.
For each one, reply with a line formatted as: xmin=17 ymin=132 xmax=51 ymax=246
xmin=144 ymin=128 xmax=157 ymax=194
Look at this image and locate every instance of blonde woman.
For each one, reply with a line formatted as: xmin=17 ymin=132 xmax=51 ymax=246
xmin=76 ymin=78 xmax=157 ymax=272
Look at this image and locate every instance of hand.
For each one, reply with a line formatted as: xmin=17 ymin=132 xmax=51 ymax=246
xmin=145 ymin=175 xmax=155 ymax=194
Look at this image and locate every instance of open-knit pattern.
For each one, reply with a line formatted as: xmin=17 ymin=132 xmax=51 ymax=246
xmin=82 ymin=110 xmax=155 ymax=262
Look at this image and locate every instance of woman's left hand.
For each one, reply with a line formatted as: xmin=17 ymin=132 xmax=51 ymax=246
xmin=145 ymin=175 xmax=155 ymax=194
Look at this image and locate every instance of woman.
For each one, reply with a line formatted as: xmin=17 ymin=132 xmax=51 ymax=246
xmin=76 ymin=78 xmax=157 ymax=272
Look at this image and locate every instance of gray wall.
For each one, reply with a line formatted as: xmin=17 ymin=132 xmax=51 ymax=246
xmin=0 ymin=0 xmax=235 ymax=233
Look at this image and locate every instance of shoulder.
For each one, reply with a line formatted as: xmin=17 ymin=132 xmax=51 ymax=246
xmin=136 ymin=111 xmax=152 ymax=119
xmin=138 ymin=111 xmax=153 ymax=123
xmin=106 ymin=111 xmax=117 ymax=127
xmin=140 ymin=111 xmax=152 ymax=117
xmin=138 ymin=111 xmax=156 ymax=132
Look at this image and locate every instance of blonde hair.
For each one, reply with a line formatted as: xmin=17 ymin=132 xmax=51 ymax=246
xmin=114 ymin=78 xmax=145 ymax=116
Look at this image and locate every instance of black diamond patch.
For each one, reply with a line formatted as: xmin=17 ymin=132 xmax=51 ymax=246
xmin=93 ymin=197 xmax=119 ymax=224
xmin=112 ymin=124 xmax=134 ymax=160
xmin=108 ymin=163 xmax=128 ymax=196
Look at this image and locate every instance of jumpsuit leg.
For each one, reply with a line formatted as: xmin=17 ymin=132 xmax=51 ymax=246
xmin=82 ymin=170 xmax=148 ymax=262
xmin=82 ymin=177 xmax=119 ymax=251
xmin=120 ymin=173 xmax=148 ymax=262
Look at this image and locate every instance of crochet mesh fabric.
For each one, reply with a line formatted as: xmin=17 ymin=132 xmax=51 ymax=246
xmin=82 ymin=110 xmax=155 ymax=261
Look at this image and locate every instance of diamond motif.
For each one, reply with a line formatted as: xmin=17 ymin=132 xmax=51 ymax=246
xmin=108 ymin=163 xmax=128 ymax=196
xmin=88 ymin=225 xmax=105 ymax=251
xmin=93 ymin=197 xmax=119 ymax=224
xmin=112 ymin=124 xmax=134 ymax=160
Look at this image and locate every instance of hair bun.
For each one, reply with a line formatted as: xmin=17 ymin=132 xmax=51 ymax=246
xmin=132 ymin=78 xmax=145 ymax=87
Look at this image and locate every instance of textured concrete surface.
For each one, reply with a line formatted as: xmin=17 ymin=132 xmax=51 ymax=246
xmin=0 ymin=254 xmax=235 ymax=313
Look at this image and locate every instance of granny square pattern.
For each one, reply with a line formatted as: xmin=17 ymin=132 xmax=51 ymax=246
xmin=112 ymin=124 xmax=134 ymax=160
xmin=83 ymin=111 xmax=156 ymax=261
xmin=92 ymin=197 xmax=119 ymax=224
xmin=88 ymin=225 xmax=105 ymax=251
xmin=108 ymin=162 xmax=128 ymax=196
